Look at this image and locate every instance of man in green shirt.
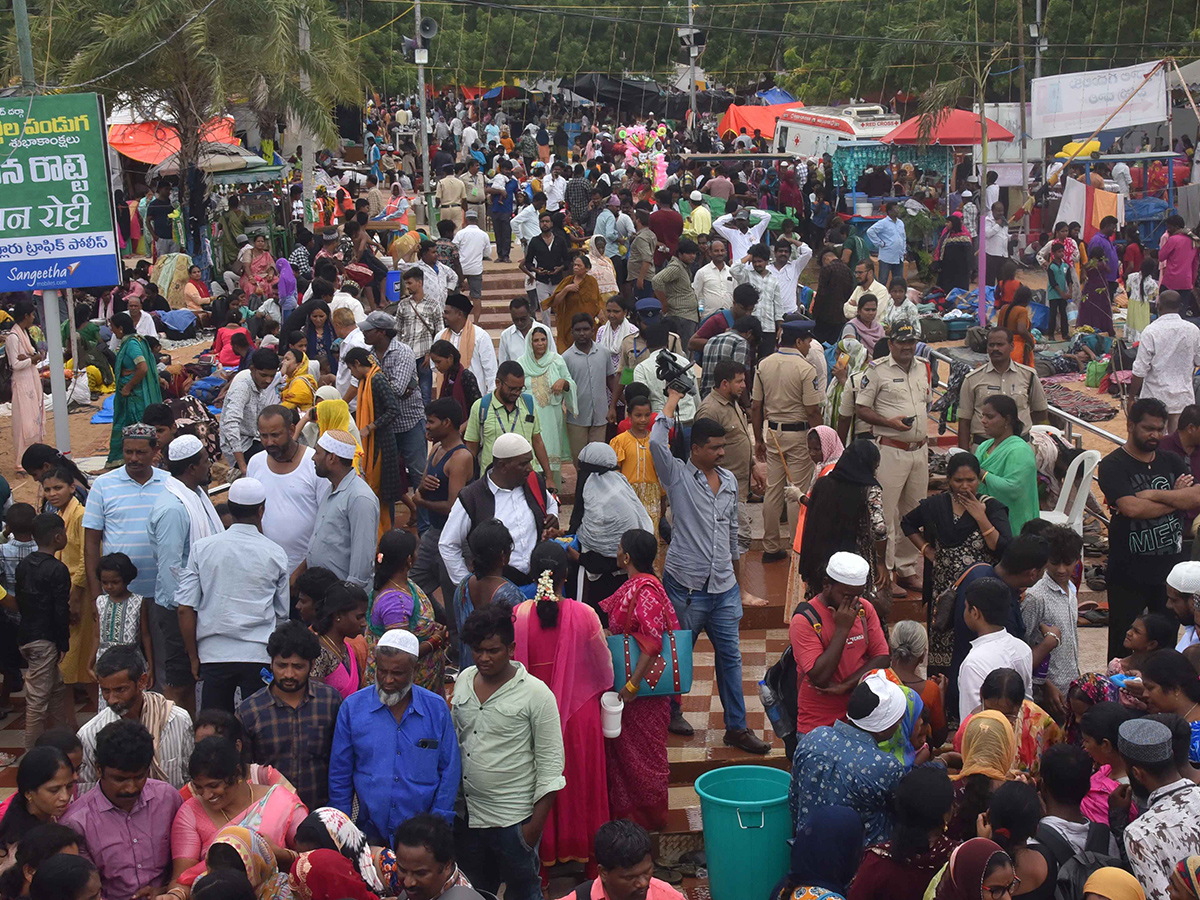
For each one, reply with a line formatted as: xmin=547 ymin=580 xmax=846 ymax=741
xmin=835 ymin=223 xmax=871 ymax=271
xmin=652 ymin=238 xmax=701 ymax=346
xmin=464 ymin=360 xmax=553 ymax=477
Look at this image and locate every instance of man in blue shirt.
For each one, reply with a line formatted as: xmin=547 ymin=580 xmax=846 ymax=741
xmin=866 ymin=201 xmax=907 ymax=288
xmin=329 ymin=629 xmax=461 ymax=845
xmin=789 ymin=672 xmax=906 ymax=845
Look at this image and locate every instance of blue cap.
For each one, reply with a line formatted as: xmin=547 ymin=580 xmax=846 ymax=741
xmin=780 ymin=318 xmax=816 ymax=338
xmin=635 ymin=297 xmax=663 ymax=319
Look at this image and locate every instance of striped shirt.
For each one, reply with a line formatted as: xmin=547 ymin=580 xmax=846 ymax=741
xmin=77 ymin=701 xmax=194 ymax=791
xmin=81 ymin=467 xmax=169 ymax=597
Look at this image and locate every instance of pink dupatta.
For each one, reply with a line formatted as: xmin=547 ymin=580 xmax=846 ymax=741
xmin=513 ymin=598 xmax=614 ymax=732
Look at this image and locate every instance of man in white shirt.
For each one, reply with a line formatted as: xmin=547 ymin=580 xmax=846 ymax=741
xmin=332 ymin=306 xmax=369 ymax=407
xmin=692 ymin=239 xmax=736 ymax=313
xmin=958 ymin=577 xmax=1034 ymax=722
xmin=985 ymin=171 xmax=1000 ymax=210
xmin=769 ymin=240 xmax=813 ymax=316
xmin=437 ymin=293 xmax=497 ymax=394
xmin=248 ymin=405 xmax=331 ymax=577
xmin=544 ymin=162 xmax=567 ymax=212
xmin=498 ymin=297 xmax=535 ymax=364
xmin=416 ymin=240 xmax=460 ymax=307
xmin=1131 ymin=290 xmax=1200 ymax=432
xmin=452 ymin=210 xmax=492 ymax=322
xmin=1111 ymin=160 xmax=1132 ymax=196
xmin=512 ymin=192 xmax=542 ymax=247
xmin=712 ymin=207 xmax=771 ymax=263
xmin=731 ymin=244 xmax=785 ymax=353
xmin=633 ymin=322 xmax=699 ymax=425
xmin=329 ymin=285 xmax=366 ymax=323
xmin=983 ymin=202 xmax=1010 ymax=284
xmin=461 ymin=122 xmax=478 ymax=160
xmin=844 ymin=259 xmax=893 ymax=321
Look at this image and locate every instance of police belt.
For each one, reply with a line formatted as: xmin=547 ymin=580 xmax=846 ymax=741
xmin=767 ymin=420 xmax=810 ymax=432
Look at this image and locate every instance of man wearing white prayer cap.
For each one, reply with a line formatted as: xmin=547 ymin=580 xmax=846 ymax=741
xmin=146 ymin=433 xmax=223 ymax=710
xmin=175 ymin=476 xmax=291 ymax=712
xmin=1167 ymin=560 xmax=1200 ymax=651
xmin=788 ymin=550 xmax=890 ymax=747
xmin=328 ymin=627 xmax=462 ymax=844
xmin=439 ymin=429 xmax=560 ymax=586
xmin=305 ymin=428 xmax=380 ymax=589
xmin=790 ymin=669 xmax=905 ymax=845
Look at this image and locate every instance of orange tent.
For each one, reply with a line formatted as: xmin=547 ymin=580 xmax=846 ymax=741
xmin=716 ymin=102 xmax=799 ymax=141
xmin=107 ymin=117 xmax=239 ymax=165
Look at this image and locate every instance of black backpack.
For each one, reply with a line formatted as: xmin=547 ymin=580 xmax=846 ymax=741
xmin=1035 ymin=821 xmax=1128 ymax=900
xmin=762 ymin=602 xmax=826 ymax=743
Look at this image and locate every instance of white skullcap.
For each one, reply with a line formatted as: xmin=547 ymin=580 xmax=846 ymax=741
xmin=492 ymin=432 xmax=533 ymax=460
xmin=377 ymin=629 xmax=420 ymax=657
xmin=848 ymin=670 xmax=907 ymax=732
xmin=1167 ymin=560 xmax=1200 ymax=594
xmin=228 ymin=477 xmax=266 ymax=506
xmin=826 ymin=551 xmax=870 ymax=586
xmin=318 ymin=430 xmax=358 ymax=461
xmin=961 ymin=190 xmax=973 ymax=198
xmin=167 ymin=434 xmax=204 ymax=461
xmin=690 ymin=190 xmax=704 ymax=202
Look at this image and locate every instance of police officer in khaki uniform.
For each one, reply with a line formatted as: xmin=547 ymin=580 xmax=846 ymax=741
xmin=957 ymin=327 xmax=1050 ymax=448
xmin=855 ymin=322 xmax=931 ymax=599
xmin=752 ymin=318 xmax=825 ymax=562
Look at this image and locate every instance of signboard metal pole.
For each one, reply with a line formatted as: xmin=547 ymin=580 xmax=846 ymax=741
xmin=41 ymin=291 xmax=70 ymax=453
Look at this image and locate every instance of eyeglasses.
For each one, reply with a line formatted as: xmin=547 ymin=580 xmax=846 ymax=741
xmin=985 ymin=878 xmax=1021 ymax=899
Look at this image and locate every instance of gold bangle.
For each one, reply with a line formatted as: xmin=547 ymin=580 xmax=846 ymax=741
xmin=625 ymin=679 xmax=640 ymax=695
xmin=982 ymin=527 xmax=997 ymax=536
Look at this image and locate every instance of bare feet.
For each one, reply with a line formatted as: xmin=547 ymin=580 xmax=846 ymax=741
xmin=742 ymin=592 xmax=770 ymax=607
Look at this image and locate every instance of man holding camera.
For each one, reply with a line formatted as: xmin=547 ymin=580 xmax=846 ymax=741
xmin=632 ymin=322 xmax=700 ymax=429
xmin=752 ymin=318 xmax=825 ymax=563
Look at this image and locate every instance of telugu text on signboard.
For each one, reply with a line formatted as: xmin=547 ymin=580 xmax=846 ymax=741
xmin=0 ymin=93 xmax=122 ymax=292
xmin=1030 ymin=61 xmax=1167 ymax=141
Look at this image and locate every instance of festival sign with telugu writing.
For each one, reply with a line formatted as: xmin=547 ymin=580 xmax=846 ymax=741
xmin=0 ymin=93 xmax=122 ymax=292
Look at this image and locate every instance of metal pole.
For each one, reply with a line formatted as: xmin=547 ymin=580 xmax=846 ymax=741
xmin=66 ymin=288 xmax=78 ymax=388
xmin=41 ymin=291 xmax=71 ymax=453
xmin=687 ymin=3 xmax=698 ymax=137
xmin=1015 ymin=0 xmax=1030 ymax=241
xmin=299 ymin=18 xmax=315 ymax=226
xmin=415 ymin=0 xmax=435 ymax=228
xmin=1033 ymin=0 xmax=1042 ymax=80
xmin=12 ymin=0 xmax=35 ymax=89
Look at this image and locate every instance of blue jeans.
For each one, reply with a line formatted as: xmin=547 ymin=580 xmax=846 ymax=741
xmin=454 ymin=817 xmax=543 ymax=900
xmin=417 ymin=359 xmax=433 ymax=407
xmin=663 ymin=571 xmax=746 ymax=730
xmin=395 ymin=421 xmax=429 ymax=532
xmin=877 ymin=260 xmax=903 ymax=286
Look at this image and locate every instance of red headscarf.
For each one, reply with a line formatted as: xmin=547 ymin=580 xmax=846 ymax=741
xmin=935 ymin=839 xmax=1011 ymax=900
xmin=290 ymin=850 xmax=380 ymax=900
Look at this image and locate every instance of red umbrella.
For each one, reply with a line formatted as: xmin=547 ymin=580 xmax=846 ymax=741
xmin=880 ymin=108 xmax=1014 ymax=145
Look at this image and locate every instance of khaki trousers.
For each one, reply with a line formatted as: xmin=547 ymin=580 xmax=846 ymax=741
xmin=20 ymin=640 xmax=75 ymax=748
xmin=567 ymin=424 xmax=608 ymax=469
xmin=763 ymin=428 xmax=814 ymax=554
xmin=877 ymin=442 xmax=929 ymax=577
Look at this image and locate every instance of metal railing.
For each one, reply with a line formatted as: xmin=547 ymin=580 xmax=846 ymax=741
xmin=925 ymin=348 xmax=1126 ymax=450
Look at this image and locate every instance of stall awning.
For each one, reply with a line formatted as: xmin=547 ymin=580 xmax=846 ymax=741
xmin=881 ymin=109 xmax=1014 ymax=145
xmin=716 ymin=102 xmax=798 ymax=141
xmin=107 ymin=117 xmax=238 ymax=164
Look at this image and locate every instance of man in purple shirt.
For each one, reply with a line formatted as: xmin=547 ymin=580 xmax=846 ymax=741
xmin=1160 ymin=404 xmax=1200 ymax=524
xmin=1087 ymin=216 xmax=1121 ymax=298
xmin=61 ymin=718 xmax=182 ymax=900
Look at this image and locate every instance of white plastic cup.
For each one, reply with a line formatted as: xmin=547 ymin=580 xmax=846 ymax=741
xmin=601 ymin=691 xmax=624 ymax=739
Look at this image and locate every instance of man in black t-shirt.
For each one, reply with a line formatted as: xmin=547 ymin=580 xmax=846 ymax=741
xmin=146 ymin=183 xmax=178 ymax=255
xmin=518 ymin=211 xmax=568 ymax=321
xmin=1098 ymin=397 xmax=1200 ymax=658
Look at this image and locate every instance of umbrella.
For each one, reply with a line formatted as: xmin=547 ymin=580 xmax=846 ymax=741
xmin=150 ymin=143 xmax=267 ymax=176
xmin=880 ymin=108 xmax=1015 ymax=145
xmin=483 ymin=85 xmax=527 ymax=100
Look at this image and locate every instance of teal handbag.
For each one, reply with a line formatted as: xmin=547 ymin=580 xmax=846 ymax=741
xmin=607 ymin=629 xmax=694 ymax=696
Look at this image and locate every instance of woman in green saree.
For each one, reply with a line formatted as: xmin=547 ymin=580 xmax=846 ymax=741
xmin=975 ymin=394 xmax=1040 ymax=534
xmin=107 ymin=312 xmax=163 ymax=464
xmin=518 ymin=322 xmax=576 ymax=491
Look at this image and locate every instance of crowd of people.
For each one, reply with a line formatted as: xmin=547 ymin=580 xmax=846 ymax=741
xmin=2 ymin=96 xmax=1200 ymax=900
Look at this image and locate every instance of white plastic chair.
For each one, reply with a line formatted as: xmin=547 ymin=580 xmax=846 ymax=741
xmin=1029 ymin=424 xmax=1068 ymax=442
xmin=1039 ymin=449 xmax=1102 ymax=535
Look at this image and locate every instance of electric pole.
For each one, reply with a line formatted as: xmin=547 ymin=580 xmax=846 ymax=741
xmin=415 ymin=0 xmax=434 ymax=227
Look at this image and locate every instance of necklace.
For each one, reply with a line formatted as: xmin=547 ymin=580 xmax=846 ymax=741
xmin=1183 ymin=701 xmax=1199 ymax=721
xmin=319 ymin=632 xmax=349 ymax=663
xmin=213 ymin=782 xmax=250 ymax=824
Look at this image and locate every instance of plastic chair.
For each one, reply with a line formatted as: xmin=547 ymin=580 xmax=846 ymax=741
xmin=1029 ymin=424 xmax=1068 ymax=441
xmin=1039 ymin=448 xmax=1102 ymax=535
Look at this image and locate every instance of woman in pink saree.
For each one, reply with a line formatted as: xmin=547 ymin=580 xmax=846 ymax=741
xmin=240 ymin=234 xmax=279 ymax=299
xmin=514 ymin=540 xmax=613 ymax=876
xmin=6 ymin=301 xmax=44 ymax=471
xmin=600 ymin=529 xmax=681 ymax=831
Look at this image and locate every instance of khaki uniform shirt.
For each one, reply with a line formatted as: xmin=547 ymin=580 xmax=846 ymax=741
xmin=857 ymin=355 xmax=931 ymax=440
xmin=460 ymin=171 xmax=487 ymax=208
xmin=958 ymin=360 xmax=1048 ymax=438
xmin=618 ymin=331 xmax=684 ymax=377
xmin=697 ymin=389 xmax=753 ymax=485
xmin=436 ymin=176 xmax=466 ymax=209
xmin=751 ymin=348 xmax=823 ymax=423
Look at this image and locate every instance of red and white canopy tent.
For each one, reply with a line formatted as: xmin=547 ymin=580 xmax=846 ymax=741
xmin=107 ymin=99 xmax=240 ymax=166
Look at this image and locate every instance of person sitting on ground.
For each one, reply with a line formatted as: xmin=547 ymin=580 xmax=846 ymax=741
xmin=954 ymin=667 xmax=1061 ymax=778
xmin=771 ymin=805 xmax=864 ymax=900
xmin=1108 ymin=613 xmax=1179 ymax=710
xmin=943 ymin=711 xmax=1016 ymax=841
xmin=559 ymin=819 xmax=686 ymax=900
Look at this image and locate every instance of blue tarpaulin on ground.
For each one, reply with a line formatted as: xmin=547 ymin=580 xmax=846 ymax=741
xmin=91 ymin=394 xmax=114 ymax=424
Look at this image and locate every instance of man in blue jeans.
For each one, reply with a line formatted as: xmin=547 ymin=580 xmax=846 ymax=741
xmin=649 ymin=388 xmax=771 ymax=754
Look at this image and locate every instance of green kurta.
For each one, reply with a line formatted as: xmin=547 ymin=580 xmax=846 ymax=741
xmin=976 ymin=434 xmax=1040 ymax=535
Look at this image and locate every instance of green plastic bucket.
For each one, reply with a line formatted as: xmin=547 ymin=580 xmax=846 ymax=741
xmin=695 ymin=765 xmax=792 ymax=900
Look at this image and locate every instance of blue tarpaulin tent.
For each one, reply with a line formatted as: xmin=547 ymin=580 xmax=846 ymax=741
xmin=755 ymin=88 xmax=796 ymax=105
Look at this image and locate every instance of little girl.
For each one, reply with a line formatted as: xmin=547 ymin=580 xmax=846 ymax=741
xmin=89 ymin=553 xmax=153 ymax=693
xmin=1107 ymin=612 xmax=1176 ymax=710
xmin=1123 ymin=257 xmax=1158 ymax=342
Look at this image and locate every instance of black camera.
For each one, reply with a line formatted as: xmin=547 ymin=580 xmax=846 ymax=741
xmin=654 ymin=349 xmax=696 ymax=396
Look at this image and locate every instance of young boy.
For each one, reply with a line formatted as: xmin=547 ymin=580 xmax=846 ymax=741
xmin=0 ymin=502 xmax=38 ymax=590
xmin=15 ymin=512 xmax=73 ymax=748
xmin=1021 ymin=524 xmax=1083 ymax=720
xmin=0 ymin=502 xmax=37 ymax=713
xmin=958 ymin=576 xmax=1034 ymax=722
xmin=1046 ymin=241 xmax=1071 ymax=340
xmin=1036 ymin=743 xmax=1123 ymax=857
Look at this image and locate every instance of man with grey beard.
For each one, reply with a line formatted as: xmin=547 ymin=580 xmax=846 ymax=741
xmin=328 ymin=629 xmax=462 ymax=845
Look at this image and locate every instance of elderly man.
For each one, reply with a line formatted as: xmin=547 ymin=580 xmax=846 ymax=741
xmin=177 ymin=477 xmax=291 ymax=712
xmin=307 ymin=429 xmax=381 ymax=588
xmin=247 ymin=406 xmax=330 ymax=579
xmin=61 ymin=719 xmax=182 ymax=900
xmin=332 ymin=307 xmax=369 ymax=406
xmin=329 ymin=629 xmax=461 ymax=845
xmin=440 ymin=432 xmax=559 ymax=586
xmin=690 ymin=238 xmax=736 ymax=315
xmin=789 ymin=672 xmax=906 ymax=845
xmin=144 ymin=434 xmax=221 ymax=711
xmin=1166 ymin=560 xmax=1200 ymax=652
xmin=77 ymin=644 xmax=193 ymax=791
xmin=219 ymin=348 xmax=280 ymax=473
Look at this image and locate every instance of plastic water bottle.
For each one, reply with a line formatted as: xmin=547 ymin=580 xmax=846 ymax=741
xmin=760 ymin=680 xmax=792 ymax=741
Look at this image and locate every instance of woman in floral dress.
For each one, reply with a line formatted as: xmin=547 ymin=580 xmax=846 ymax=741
xmin=366 ymin=529 xmax=446 ymax=691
